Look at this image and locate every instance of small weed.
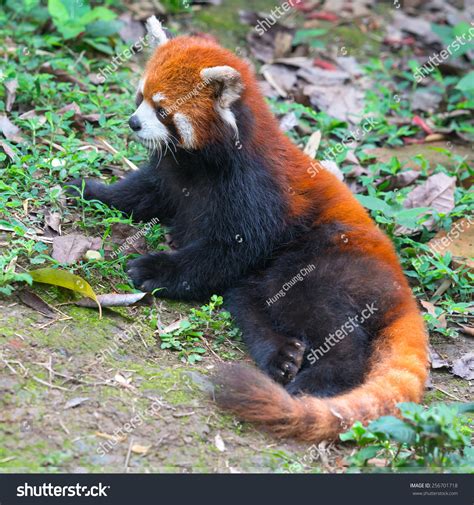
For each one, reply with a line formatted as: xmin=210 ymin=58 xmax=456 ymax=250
xmin=158 ymin=295 xmax=242 ymax=363
xmin=340 ymin=402 xmax=474 ymax=472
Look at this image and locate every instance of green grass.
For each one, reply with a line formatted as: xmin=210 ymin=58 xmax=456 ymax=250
xmin=0 ymin=1 xmax=159 ymax=295
xmin=1 ymin=1 xmax=473 ymax=346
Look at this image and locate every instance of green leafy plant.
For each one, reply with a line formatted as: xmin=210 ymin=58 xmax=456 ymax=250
xmin=158 ymin=295 xmax=241 ymax=363
xmin=293 ymin=28 xmax=327 ymax=48
xmin=0 ymin=252 xmax=33 ymax=296
xmin=47 ymin=0 xmax=119 ymax=39
xmin=340 ymin=402 xmax=474 ymax=471
xmin=355 ymin=194 xmax=431 ymax=232
xmin=456 ymin=71 xmax=474 ymax=93
xmin=431 ymin=22 xmax=473 ymax=60
xmin=160 ymin=0 xmax=192 ymax=14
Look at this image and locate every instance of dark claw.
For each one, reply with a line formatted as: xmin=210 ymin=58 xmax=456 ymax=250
xmin=268 ymin=338 xmax=306 ymax=385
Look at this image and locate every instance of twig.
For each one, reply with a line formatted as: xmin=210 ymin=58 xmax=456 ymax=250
xmin=31 ymin=375 xmax=70 ymax=391
xmin=198 ymin=336 xmax=223 ymax=362
xmin=0 ymin=456 xmax=16 ymax=464
xmin=38 ymin=138 xmax=66 ymax=152
xmin=59 ymin=419 xmax=70 ymax=435
xmin=138 ymin=331 xmax=149 ymax=349
xmin=48 ymin=355 xmax=53 ymax=384
xmin=34 ymin=316 xmax=73 ymax=330
xmin=96 ymin=137 xmax=139 ymax=171
xmin=124 ymin=437 xmax=134 ymax=472
xmin=432 ymin=385 xmax=462 ymax=402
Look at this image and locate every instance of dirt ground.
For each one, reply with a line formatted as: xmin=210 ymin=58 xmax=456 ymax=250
xmin=1 ymin=0 xmax=472 ymax=474
xmin=0 ymin=292 xmax=320 ymax=473
xmin=0 ymin=286 xmax=471 ymax=473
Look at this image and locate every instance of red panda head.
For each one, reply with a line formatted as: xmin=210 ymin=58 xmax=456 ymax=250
xmin=129 ymin=16 xmax=260 ymax=151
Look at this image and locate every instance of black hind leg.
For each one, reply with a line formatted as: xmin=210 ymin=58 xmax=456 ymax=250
xmin=225 ymin=287 xmax=305 ymax=385
xmin=285 ymin=330 xmax=370 ymax=397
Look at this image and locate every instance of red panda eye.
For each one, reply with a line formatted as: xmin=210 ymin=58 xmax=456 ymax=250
xmin=135 ymin=92 xmax=143 ymax=106
xmin=155 ymin=106 xmax=167 ymax=120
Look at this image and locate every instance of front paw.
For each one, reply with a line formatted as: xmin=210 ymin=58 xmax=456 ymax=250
xmin=268 ymin=338 xmax=306 ymax=385
xmin=127 ymin=253 xmax=174 ymax=293
xmin=65 ymin=178 xmax=100 ymax=201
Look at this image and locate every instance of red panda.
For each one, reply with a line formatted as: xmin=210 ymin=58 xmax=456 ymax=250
xmin=69 ymin=16 xmax=429 ymax=442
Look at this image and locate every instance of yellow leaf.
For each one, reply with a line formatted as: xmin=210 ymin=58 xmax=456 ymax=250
xmin=29 ymin=268 xmax=102 ymax=318
xmin=95 ymin=431 xmax=126 ymax=443
xmin=131 ymin=444 xmax=150 ymax=455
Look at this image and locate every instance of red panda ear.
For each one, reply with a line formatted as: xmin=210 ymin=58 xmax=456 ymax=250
xmin=200 ymin=66 xmax=243 ymax=138
xmin=145 ymin=16 xmax=169 ymax=48
xmin=200 ymin=66 xmax=243 ymax=109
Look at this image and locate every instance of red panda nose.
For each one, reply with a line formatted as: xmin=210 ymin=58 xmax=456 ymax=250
xmin=128 ymin=115 xmax=142 ymax=131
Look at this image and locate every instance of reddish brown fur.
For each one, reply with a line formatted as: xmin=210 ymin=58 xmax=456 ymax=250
xmin=145 ymin=36 xmax=429 ymax=440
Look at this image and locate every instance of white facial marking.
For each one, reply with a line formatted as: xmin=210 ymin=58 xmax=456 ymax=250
xmin=145 ymin=16 xmax=169 ymax=48
xmin=152 ymin=92 xmax=166 ymax=103
xmin=200 ymin=66 xmax=243 ymax=139
xmin=174 ymin=113 xmax=196 ymax=149
xmin=133 ymin=100 xmax=168 ymax=145
xmin=138 ymin=79 xmax=144 ymax=94
xmin=217 ymin=106 xmax=238 ymax=139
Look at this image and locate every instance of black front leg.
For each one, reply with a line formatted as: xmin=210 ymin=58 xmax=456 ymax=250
xmin=127 ymin=239 xmax=249 ymax=300
xmin=66 ymin=160 xmax=176 ymax=223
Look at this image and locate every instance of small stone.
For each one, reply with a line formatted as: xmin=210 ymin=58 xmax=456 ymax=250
xmin=84 ymin=250 xmax=102 ymax=261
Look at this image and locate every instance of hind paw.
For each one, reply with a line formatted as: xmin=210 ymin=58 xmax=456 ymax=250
xmin=268 ymin=338 xmax=305 ymax=385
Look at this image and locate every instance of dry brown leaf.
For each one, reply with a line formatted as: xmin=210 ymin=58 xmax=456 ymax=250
xmin=303 ymin=84 xmax=364 ymax=123
xmin=0 ymin=139 xmax=17 ymax=160
xmin=297 ymin=65 xmax=350 ymax=86
xmin=261 ymin=64 xmax=297 ymax=97
xmin=39 ymin=63 xmax=88 ymax=91
xmin=76 ymin=292 xmax=152 ymax=309
xmin=420 ymin=300 xmax=447 ymax=328
xmin=366 ymin=458 xmax=389 ymax=467
xmin=52 ymin=234 xmax=102 ymax=265
xmin=304 ymin=131 xmax=322 ymax=158
xmin=44 ymin=210 xmax=61 ymax=236
xmin=114 ymin=373 xmax=133 ymax=387
xmin=108 ymin=223 xmax=148 ymax=257
xmin=379 ymin=170 xmax=420 ymax=190
xmin=0 ymin=114 xmax=24 ymax=143
xmin=4 ymin=79 xmax=18 ymax=112
xmin=214 ymin=433 xmax=226 ymax=452
xmin=159 ymin=319 xmax=186 ymax=336
xmin=64 ymin=397 xmax=89 ymax=410
xmin=335 ymin=56 xmax=363 ymax=77
xmin=410 ymin=89 xmax=442 ymax=113
xmin=57 ymin=102 xmax=100 ymax=130
xmin=458 ymin=324 xmax=474 ymax=337
xmin=428 ymin=346 xmax=449 ymax=370
xmin=279 ymin=112 xmax=299 ymax=132
xmin=118 ymin=12 xmax=145 ymax=43
xmin=18 ymin=289 xmax=56 ymax=318
xmin=18 ymin=109 xmax=47 ymax=126
xmin=402 ymin=172 xmax=456 ymax=231
xmin=391 ymin=10 xmax=441 ymax=45
xmin=247 ymin=25 xmax=293 ymax=64
xmin=320 ymin=160 xmax=344 ymax=181
xmin=452 ymin=353 xmax=474 ymax=381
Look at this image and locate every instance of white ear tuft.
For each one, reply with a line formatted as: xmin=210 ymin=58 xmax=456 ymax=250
xmin=146 ymin=15 xmax=169 ymax=48
xmin=200 ymin=66 xmax=243 ymax=108
xmin=174 ymin=113 xmax=196 ymax=149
